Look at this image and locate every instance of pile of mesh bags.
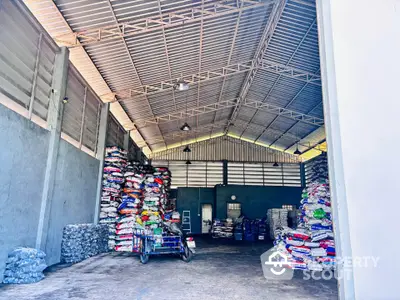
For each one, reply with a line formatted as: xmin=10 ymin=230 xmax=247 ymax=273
xmin=61 ymin=224 xmax=108 ymax=263
xmin=3 ymin=248 xmax=47 ymax=284
xmin=100 ymin=146 xmax=127 ymax=249
xmin=273 ymin=180 xmax=335 ymax=271
xmin=115 ymin=162 xmax=145 ymax=252
xmin=267 ymin=208 xmax=289 ymax=239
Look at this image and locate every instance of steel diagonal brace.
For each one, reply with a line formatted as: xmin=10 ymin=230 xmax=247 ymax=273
xmin=54 ymin=0 xmax=273 ymax=47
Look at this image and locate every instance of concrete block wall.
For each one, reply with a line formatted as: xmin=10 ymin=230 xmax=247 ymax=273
xmin=0 ymin=104 xmax=100 ymax=280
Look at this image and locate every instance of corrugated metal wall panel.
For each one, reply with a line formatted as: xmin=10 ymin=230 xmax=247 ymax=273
xmin=153 ymin=159 xmax=301 ymax=188
xmin=0 ymin=0 xmax=58 ymax=124
xmin=150 ymin=136 xmax=300 ymax=163
xmin=152 ymin=160 xmax=224 ymax=188
xmin=62 ymin=63 xmax=103 ymax=154
xmin=106 ymin=114 xmax=126 ymax=149
xmin=229 ymin=162 xmax=301 ymax=187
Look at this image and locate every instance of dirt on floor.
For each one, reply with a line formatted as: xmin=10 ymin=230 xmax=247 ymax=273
xmin=0 ymin=237 xmax=338 ymax=300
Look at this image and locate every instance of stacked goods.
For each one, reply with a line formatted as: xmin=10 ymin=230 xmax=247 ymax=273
xmin=267 ymin=208 xmax=288 ymax=239
xmin=3 ymin=248 xmax=47 ymax=284
xmin=164 ymin=211 xmax=180 ymax=223
xmin=141 ymin=167 xmax=163 ymax=230
xmin=139 ymin=166 xmax=172 ymax=232
xmin=273 ymin=181 xmax=335 ymax=271
xmin=99 ymin=146 xmax=127 ymax=249
xmin=234 ymin=217 xmax=244 ymax=240
xmin=258 ymin=218 xmax=268 ymax=240
xmin=61 ymin=224 xmax=108 ymax=263
xmin=243 ymin=219 xmax=258 ymax=241
xmin=306 ymin=153 xmax=329 ymax=183
xmin=211 ymin=218 xmax=234 ymax=238
xmin=115 ymin=163 xmax=145 ymax=252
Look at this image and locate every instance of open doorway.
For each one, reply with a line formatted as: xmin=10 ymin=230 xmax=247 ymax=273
xmin=201 ymin=204 xmax=212 ymax=234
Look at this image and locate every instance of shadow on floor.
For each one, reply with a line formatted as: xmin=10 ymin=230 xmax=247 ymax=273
xmin=0 ymin=236 xmax=338 ymax=300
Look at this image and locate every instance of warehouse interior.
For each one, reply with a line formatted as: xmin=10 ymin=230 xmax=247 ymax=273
xmin=0 ymin=0 xmax=399 ymax=299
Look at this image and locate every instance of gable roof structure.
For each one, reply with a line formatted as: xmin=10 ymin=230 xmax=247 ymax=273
xmin=24 ymin=0 xmax=325 ymax=159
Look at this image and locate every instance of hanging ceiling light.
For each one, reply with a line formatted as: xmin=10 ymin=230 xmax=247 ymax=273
xmin=185 ymin=160 xmax=192 ymax=165
xmin=183 ymin=145 xmax=191 ymax=153
xmin=180 ymin=122 xmax=191 ymax=131
xmin=273 ymin=162 xmax=279 ymax=167
xmin=294 ymin=147 xmax=302 ymax=155
xmin=175 ymin=78 xmax=190 ymax=91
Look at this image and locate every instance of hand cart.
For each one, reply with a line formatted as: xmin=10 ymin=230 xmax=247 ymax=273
xmin=138 ymin=231 xmax=193 ymax=264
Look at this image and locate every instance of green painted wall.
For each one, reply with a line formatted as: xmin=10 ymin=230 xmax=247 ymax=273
xmin=176 ymin=187 xmax=215 ymax=234
xmin=176 ymin=184 xmax=302 ymax=234
xmin=215 ymin=185 xmax=301 ymax=219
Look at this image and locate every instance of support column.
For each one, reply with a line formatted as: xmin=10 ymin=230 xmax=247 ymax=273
xmin=123 ymin=130 xmax=130 ymax=151
xmin=94 ymin=103 xmax=109 ymax=224
xmin=36 ymin=47 xmax=69 ymax=249
xmin=300 ymin=163 xmax=306 ymax=188
xmin=222 ymin=160 xmax=228 ymax=185
xmin=316 ymin=1 xmax=400 ymax=299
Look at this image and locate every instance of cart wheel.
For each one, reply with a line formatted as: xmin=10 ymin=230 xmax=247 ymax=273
xmin=140 ymin=253 xmax=149 ymax=264
xmin=182 ymin=245 xmax=193 ymax=263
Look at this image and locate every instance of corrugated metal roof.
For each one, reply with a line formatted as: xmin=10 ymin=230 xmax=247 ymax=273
xmin=25 ymin=0 xmax=325 ymax=158
xmin=149 ymin=135 xmax=300 ymax=163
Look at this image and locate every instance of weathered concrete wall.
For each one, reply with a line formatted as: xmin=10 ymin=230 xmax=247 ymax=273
xmin=0 ymin=103 xmax=101 ymax=279
xmin=0 ymin=104 xmax=49 ymax=281
xmin=45 ymin=140 xmax=100 ymax=265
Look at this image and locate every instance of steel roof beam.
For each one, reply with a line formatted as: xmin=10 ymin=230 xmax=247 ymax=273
xmin=239 ymin=18 xmax=317 ymax=138
xmin=280 ymin=102 xmax=324 ymax=151
xmin=224 ymin=0 xmax=288 ymax=134
xmin=242 ymin=98 xmax=324 ymax=126
xmin=54 ymin=0 xmax=272 ymax=48
xmin=101 ymin=61 xmax=254 ymax=102
xmin=124 ymin=99 xmax=238 ymax=129
xmin=101 ymin=59 xmax=320 ymax=102
xmin=259 ymin=59 xmax=321 ymax=85
xmin=146 ymin=120 xmax=228 ymax=144
xmin=210 ymin=0 xmax=245 ymax=136
xmin=105 ymin=0 xmax=167 ymax=148
xmin=123 ymin=97 xmax=324 ymax=129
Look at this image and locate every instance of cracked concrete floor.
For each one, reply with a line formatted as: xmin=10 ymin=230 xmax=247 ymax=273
xmin=0 ymin=238 xmax=338 ymax=300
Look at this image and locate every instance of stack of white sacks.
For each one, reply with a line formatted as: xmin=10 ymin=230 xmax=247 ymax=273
xmin=267 ymin=208 xmax=288 ymax=239
xmin=273 ymin=180 xmax=335 ymax=271
xmin=99 ymin=146 xmax=127 ymax=250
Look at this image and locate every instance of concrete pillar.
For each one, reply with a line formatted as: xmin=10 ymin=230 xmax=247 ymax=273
xmin=35 ymin=47 xmax=69 ymax=249
xmin=222 ymin=160 xmax=228 ymax=185
xmin=94 ymin=103 xmax=109 ymax=224
xmin=300 ymin=163 xmax=306 ymax=188
xmin=316 ymin=1 xmax=400 ymax=299
xmin=123 ymin=130 xmax=130 ymax=152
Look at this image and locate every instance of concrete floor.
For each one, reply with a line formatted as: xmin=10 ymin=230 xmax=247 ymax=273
xmin=0 ymin=238 xmax=338 ymax=300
